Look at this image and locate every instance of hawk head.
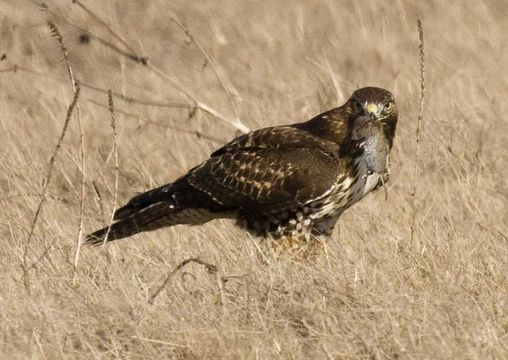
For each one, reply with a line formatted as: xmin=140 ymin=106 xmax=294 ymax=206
xmin=347 ymin=87 xmax=398 ymax=147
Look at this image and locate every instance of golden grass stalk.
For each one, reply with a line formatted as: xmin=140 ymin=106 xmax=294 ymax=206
xmin=46 ymin=18 xmax=86 ymax=285
xmin=101 ymin=90 xmax=120 ymax=246
xmin=22 ymin=81 xmax=81 ymax=294
xmin=410 ymin=20 xmax=426 ymax=245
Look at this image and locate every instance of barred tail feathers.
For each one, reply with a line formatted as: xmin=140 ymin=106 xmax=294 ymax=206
xmin=84 ymin=203 xmax=177 ymax=246
xmin=85 ymin=177 xmax=226 ymax=246
xmin=85 ymin=204 xmax=218 ymax=246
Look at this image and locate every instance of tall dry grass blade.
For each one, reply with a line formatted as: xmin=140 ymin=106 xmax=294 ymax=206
xmin=22 ymin=84 xmax=81 ymax=294
xmin=410 ymin=20 xmax=426 ymax=246
xmin=47 ymin=19 xmax=86 ymax=284
xmin=86 ymin=35 xmax=147 ymax=65
xmin=101 ymin=90 xmax=120 ymax=246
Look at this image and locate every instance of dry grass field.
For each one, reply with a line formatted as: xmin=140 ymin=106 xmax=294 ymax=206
xmin=1 ymin=0 xmax=507 ymax=358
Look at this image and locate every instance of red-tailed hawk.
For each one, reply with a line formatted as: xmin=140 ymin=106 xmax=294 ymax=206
xmin=86 ymin=87 xmax=398 ymax=257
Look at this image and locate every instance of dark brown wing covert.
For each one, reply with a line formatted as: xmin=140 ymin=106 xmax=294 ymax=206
xmin=188 ymin=147 xmax=339 ymax=213
xmin=212 ymin=126 xmax=340 ymax=157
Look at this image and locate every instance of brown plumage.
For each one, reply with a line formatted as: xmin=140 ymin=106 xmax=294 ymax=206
xmin=85 ymin=87 xmax=398 ymax=256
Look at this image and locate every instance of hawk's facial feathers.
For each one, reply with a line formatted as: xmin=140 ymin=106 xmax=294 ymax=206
xmin=348 ymin=86 xmax=397 ymax=120
xmin=347 ymin=86 xmax=398 ymax=148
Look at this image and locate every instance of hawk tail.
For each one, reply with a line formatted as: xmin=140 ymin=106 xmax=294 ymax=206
xmin=85 ymin=178 xmax=225 ymax=246
xmin=84 ymin=203 xmax=179 ymax=246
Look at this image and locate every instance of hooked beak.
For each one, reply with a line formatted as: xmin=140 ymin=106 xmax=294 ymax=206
xmin=366 ymin=103 xmax=379 ymax=120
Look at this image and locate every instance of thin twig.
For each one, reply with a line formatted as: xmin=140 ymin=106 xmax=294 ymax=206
xmin=86 ymin=35 xmax=147 ymax=65
xmin=101 ymin=90 xmax=119 ymax=246
xmin=410 ymin=20 xmax=426 ymax=245
xmin=170 ymin=13 xmax=239 ymax=117
xmin=88 ymin=99 xmax=225 ymax=144
xmin=148 ymin=258 xmax=217 ymax=304
xmin=22 ymin=83 xmax=80 ymax=294
xmin=26 ymin=238 xmax=58 ymax=271
xmin=47 ymin=19 xmax=86 ymax=285
xmin=196 ymin=98 xmax=249 ymax=133
xmin=72 ymin=0 xmax=146 ymax=63
xmin=145 ymin=63 xmax=249 ymax=133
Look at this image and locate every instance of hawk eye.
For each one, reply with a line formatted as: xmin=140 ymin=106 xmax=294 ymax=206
xmin=352 ymin=99 xmax=363 ymax=113
xmin=383 ymin=102 xmax=392 ymax=111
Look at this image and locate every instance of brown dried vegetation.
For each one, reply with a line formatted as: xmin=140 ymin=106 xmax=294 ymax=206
xmin=0 ymin=1 xmax=507 ymax=358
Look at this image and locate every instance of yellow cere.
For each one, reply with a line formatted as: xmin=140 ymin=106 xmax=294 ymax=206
xmin=366 ymin=103 xmax=379 ymax=114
